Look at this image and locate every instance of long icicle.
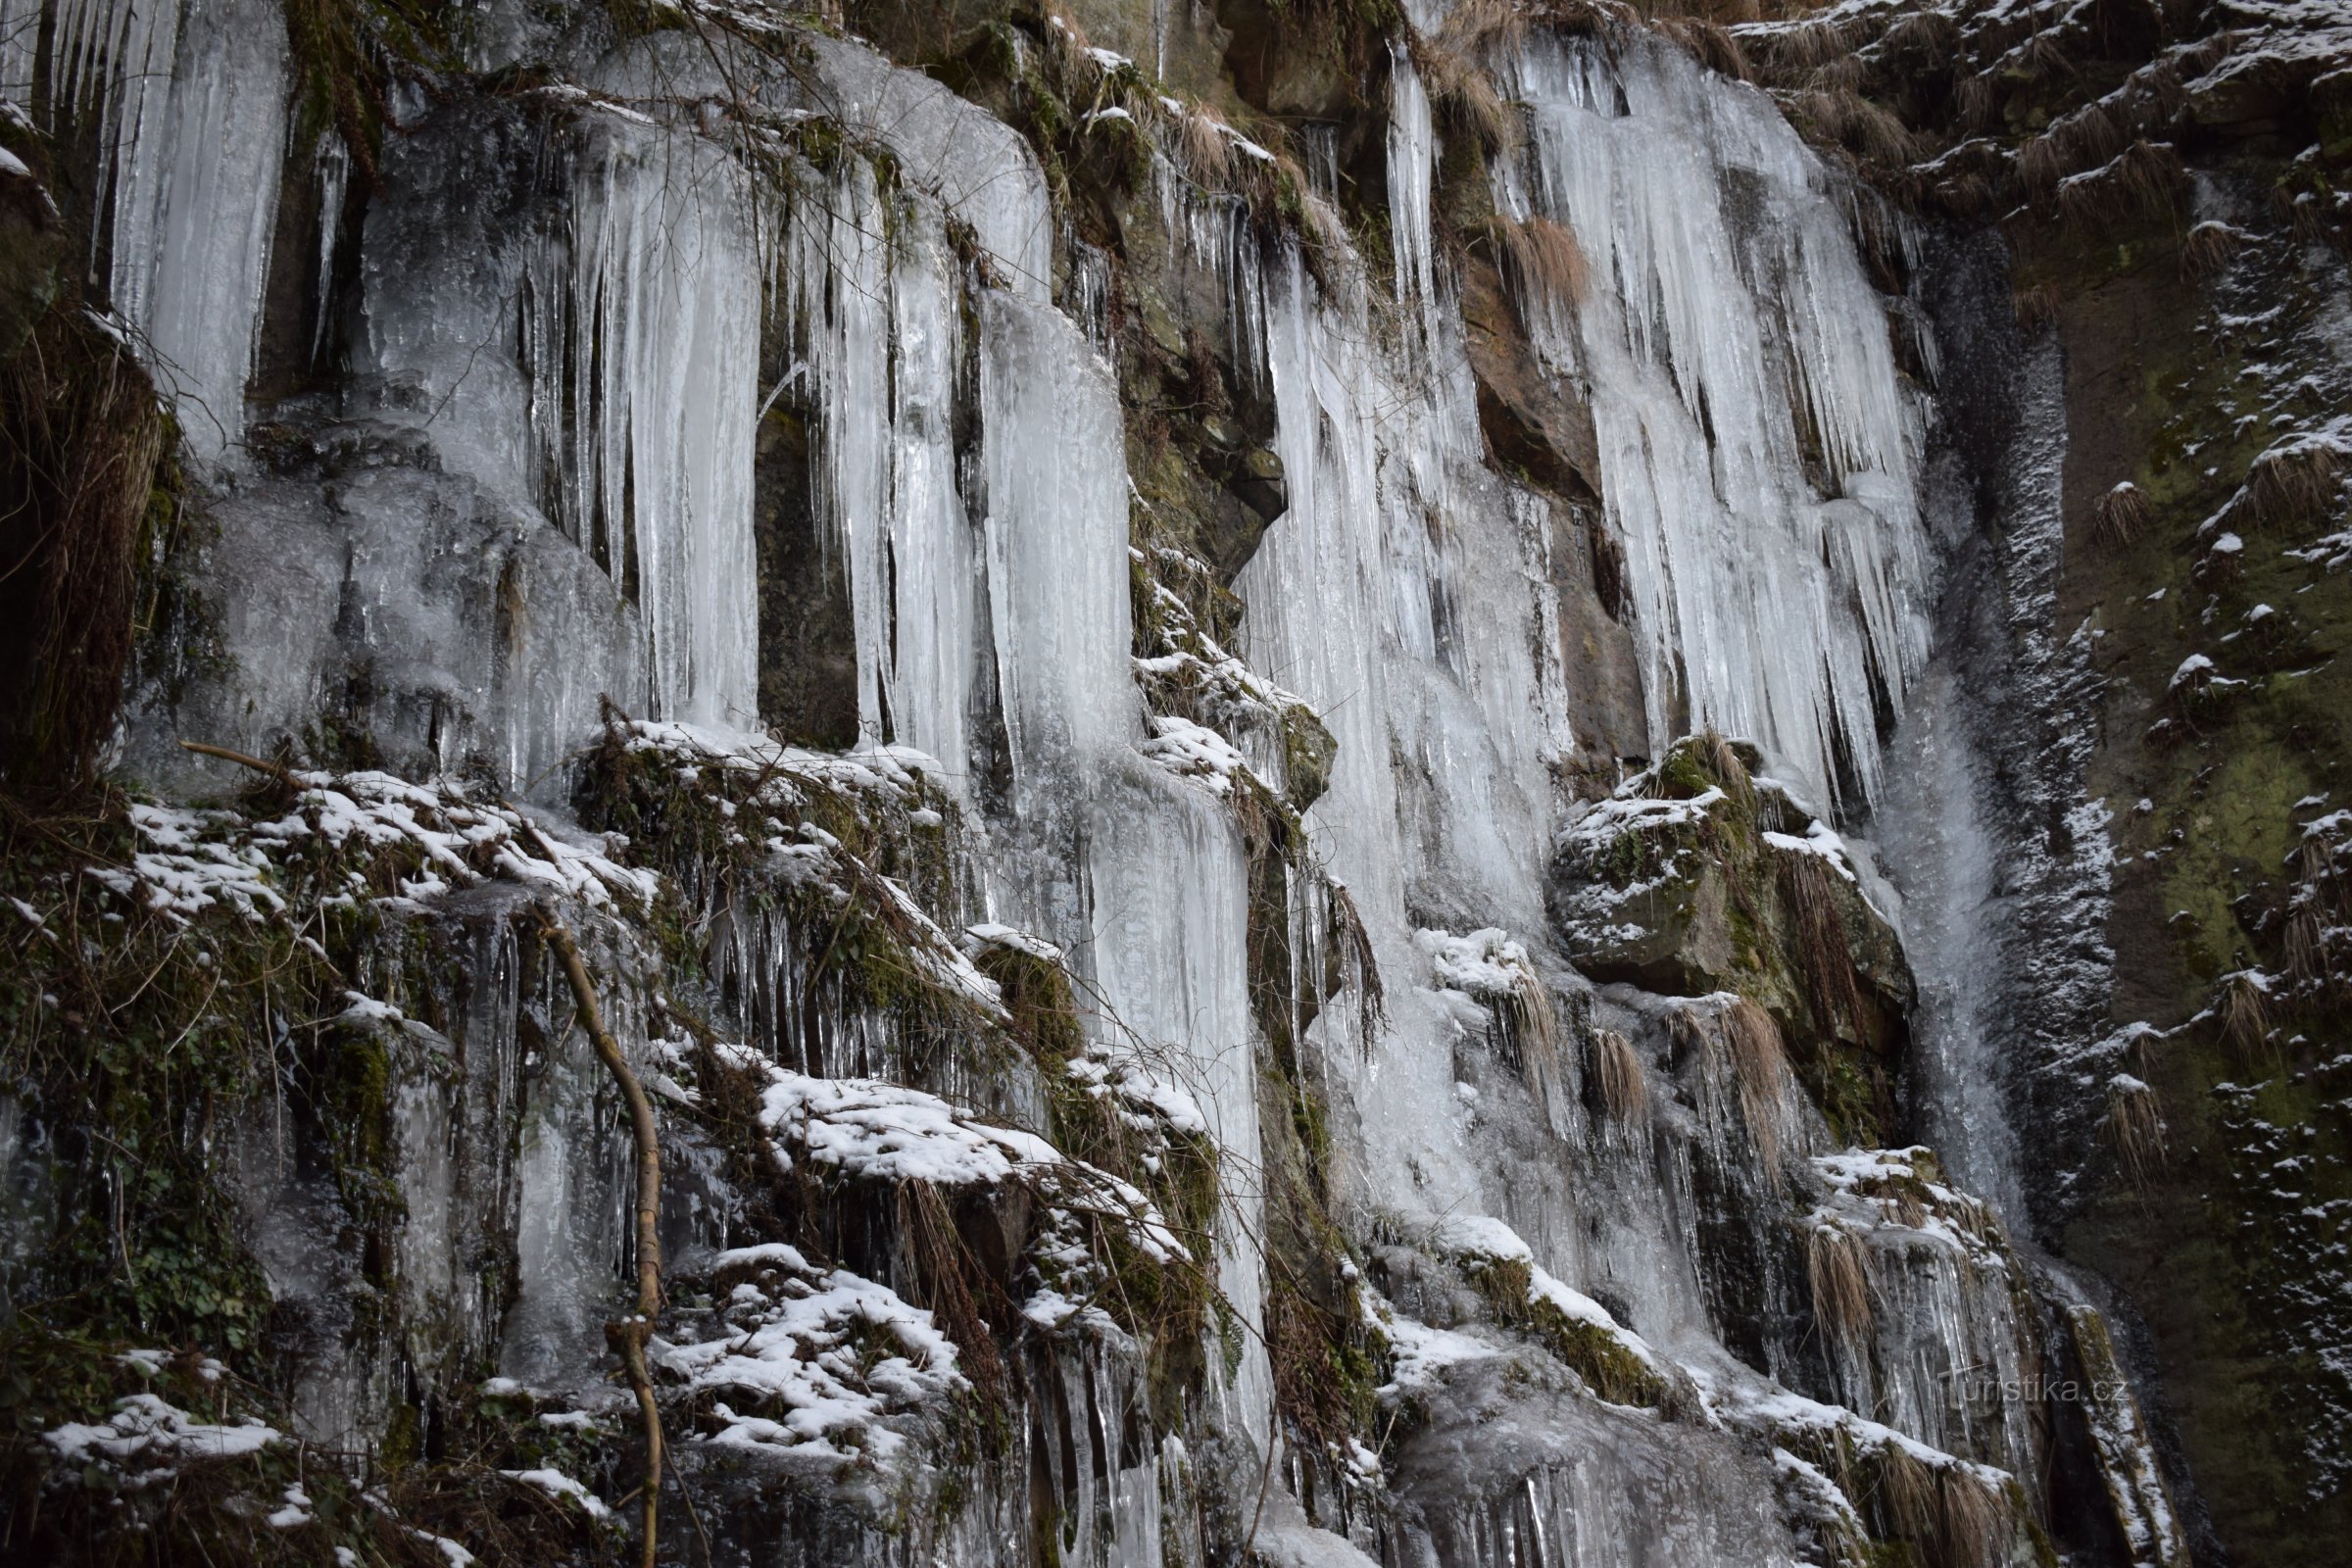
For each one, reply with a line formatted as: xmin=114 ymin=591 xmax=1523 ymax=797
xmin=541 ymin=912 xmax=664 ymax=1568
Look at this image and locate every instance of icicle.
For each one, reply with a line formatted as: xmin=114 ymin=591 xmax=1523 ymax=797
xmin=524 ymin=120 xmax=760 ymax=726
xmin=1506 ymin=31 xmax=1932 ymax=808
xmin=26 ymin=0 xmax=285 ymax=460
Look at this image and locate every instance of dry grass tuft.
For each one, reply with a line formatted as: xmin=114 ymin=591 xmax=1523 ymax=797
xmin=2245 ymin=440 xmax=2344 ymax=528
xmin=0 ymin=311 xmax=171 ymax=791
xmin=2017 ymin=27 xmax=2076 ymax=81
xmin=2181 ymin=219 xmax=2243 ymax=279
xmin=1783 ymin=852 xmax=1866 ymax=1041
xmin=2018 ymin=133 xmax=2065 ymax=199
xmin=1700 ymin=728 xmax=1755 ymax=812
xmin=2011 ymin=280 xmax=2059 ymax=329
xmin=1588 ymin=1026 xmax=1648 ymax=1125
xmin=1439 ymin=0 xmax=1530 ymax=58
xmin=2058 ymin=139 xmax=2187 ymax=226
xmin=2052 ymin=102 xmax=2124 ymax=168
xmin=1795 ymin=87 xmax=1915 ymax=165
xmin=2220 ymin=971 xmax=2272 ymax=1060
xmin=1656 ymin=16 xmax=1750 ymax=81
xmin=1721 ymin=997 xmax=1789 ymax=1168
xmin=1494 ymin=211 xmax=1591 ymax=309
xmin=1175 ymin=103 xmax=1235 ymax=185
xmin=1415 ymin=34 xmax=1524 ymax=157
xmin=1935 ymin=1468 xmax=2012 ymax=1568
xmin=1882 ymin=8 xmax=1959 ymax=67
xmin=1878 ymin=1443 xmax=1938 ymax=1542
xmin=1805 ymin=1223 xmax=1874 ymax=1349
xmin=1753 ymin=17 xmax=1854 ymax=74
xmin=2092 ymin=481 xmax=2151 ymax=550
xmin=2102 ymin=1077 xmax=2166 ymax=1189
xmin=1953 ymin=71 xmax=1997 ymax=131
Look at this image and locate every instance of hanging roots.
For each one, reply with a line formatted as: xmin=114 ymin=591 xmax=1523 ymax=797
xmin=1805 ymin=1223 xmax=1875 ymax=1349
xmin=2102 ymin=1078 xmax=2166 ymax=1189
xmin=1588 ymin=1026 xmax=1647 ymax=1125
xmin=2091 ymin=481 xmax=2150 ymax=550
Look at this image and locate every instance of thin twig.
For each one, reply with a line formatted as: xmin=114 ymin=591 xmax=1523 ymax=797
xmin=176 ymin=740 xmax=297 ymax=789
xmin=541 ymin=912 xmax=665 ymax=1568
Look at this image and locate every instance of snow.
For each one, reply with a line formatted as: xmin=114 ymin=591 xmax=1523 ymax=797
xmin=91 ymin=772 xmax=657 ymax=923
xmin=502 ymin=1467 xmax=612 ymax=1519
xmin=1416 ymin=926 xmax=1539 ymax=1000
xmin=658 ymin=1248 xmax=963 ymax=1466
xmin=44 ymin=1393 xmax=281 ymax=1478
xmin=713 ymin=1044 xmax=1189 ymax=1262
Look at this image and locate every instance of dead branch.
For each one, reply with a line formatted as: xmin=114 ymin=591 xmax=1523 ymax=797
xmin=542 ymin=912 xmax=665 ymax=1568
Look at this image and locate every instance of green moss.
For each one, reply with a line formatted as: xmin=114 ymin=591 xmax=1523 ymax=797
xmin=1462 ymin=1256 xmax=1665 ymax=1408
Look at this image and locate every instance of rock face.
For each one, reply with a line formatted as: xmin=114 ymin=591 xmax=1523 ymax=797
xmin=0 ymin=2 xmax=2345 ymax=1567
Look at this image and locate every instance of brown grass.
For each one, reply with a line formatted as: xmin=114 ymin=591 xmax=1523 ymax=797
xmin=1722 ymin=997 xmax=1789 ymax=1169
xmin=2017 ymin=133 xmax=2065 ymax=199
xmin=1882 ymin=8 xmax=1959 ymax=68
xmin=1656 ymin=16 xmax=1750 ymax=81
xmin=1439 ymin=0 xmax=1530 ymax=58
xmin=1700 ymin=728 xmax=1755 ymax=812
xmin=1953 ymin=71 xmax=1996 ymax=131
xmin=0 ymin=310 xmax=170 ymax=792
xmin=1750 ymin=17 xmax=1854 ymax=74
xmin=1782 ymin=852 xmax=1866 ymax=1041
xmin=2092 ymin=481 xmax=2151 ymax=550
xmin=1935 ymin=1468 xmax=2011 ymax=1568
xmin=2220 ymin=971 xmax=2272 ymax=1060
xmin=1174 ymin=103 xmax=1235 ymax=185
xmin=2181 ymin=219 xmax=2243 ymax=278
xmin=2102 ymin=1077 xmax=2166 ymax=1189
xmin=2017 ymin=27 xmax=2076 ymax=81
xmin=1494 ymin=211 xmax=1591 ymax=309
xmin=1414 ymin=35 xmax=1524 ymax=157
xmin=1806 ymin=1223 xmax=1874 ymax=1349
xmin=1795 ymin=87 xmax=1915 ymax=165
xmin=2244 ymin=440 xmax=2343 ymax=528
xmin=1589 ymin=1026 xmax=1648 ymax=1124
xmin=2057 ymin=139 xmax=2186 ymax=226
xmin=1878 ymin=1442 xmax=1937 ymax=1542
xmin=2051 ymin=102 xmax=2124 ymax=168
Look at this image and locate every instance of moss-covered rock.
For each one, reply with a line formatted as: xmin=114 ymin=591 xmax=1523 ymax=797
xmin=1549 ymin=735 xmax=1912 ymax=1143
